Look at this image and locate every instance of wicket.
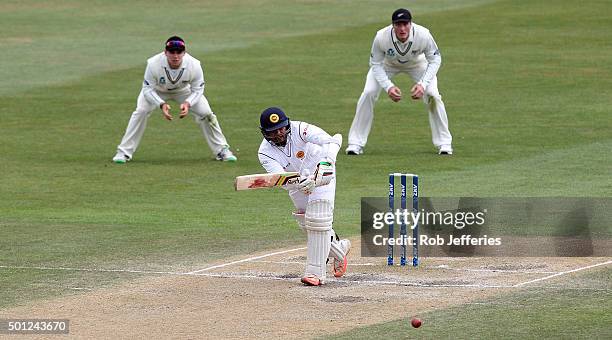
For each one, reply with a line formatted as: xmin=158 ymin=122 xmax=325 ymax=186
xmin=387 ymin=173 xmax=419 ymax=267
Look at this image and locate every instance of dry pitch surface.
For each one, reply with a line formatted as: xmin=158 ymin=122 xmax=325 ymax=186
xmin=1 ymin=240 xmax=610 ymax=338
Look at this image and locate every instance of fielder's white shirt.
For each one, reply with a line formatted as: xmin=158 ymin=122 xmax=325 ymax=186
xmin=370 ymin=23 xmax=442 ymax=91
xmin=141 ymin=52 xmax=205 ymax=107
xmin=258 ymin=121 xmax=339 ymax=175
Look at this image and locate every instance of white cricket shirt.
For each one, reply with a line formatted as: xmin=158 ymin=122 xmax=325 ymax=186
xmin=369 ymin=23 xmax=442 ymax=91
xmin=141 ymin=52 xmax=205 ymax=107
xmin=258 ymin=121 xmax=339 ymax=175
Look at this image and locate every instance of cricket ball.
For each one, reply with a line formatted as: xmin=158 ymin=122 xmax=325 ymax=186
xmin=411 ymin=317 xmax=422 ymax=328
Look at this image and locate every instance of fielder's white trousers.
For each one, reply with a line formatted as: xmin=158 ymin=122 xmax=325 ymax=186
xmin=115 ymin=90 xmax=230 ymax=159
xmin=348 ymin=64 xmax=452 ymax=149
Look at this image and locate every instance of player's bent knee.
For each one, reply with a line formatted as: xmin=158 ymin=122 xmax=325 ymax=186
xmin=133 ymin=109 xmax=152 ymax=117
xmin=304 ymin=199 xmax=333 ymax=231
xmin=190 ymin=104 xmax=214 ymax=117
xmin=362 ymin=89 xmax=380 ymax=99
xmin=195 ymin=112 xmax=219 ymax=125
xmin=303 ymin=218 xmax=332 ymax=231
xmin=425 ymin=90 xmax=442 ymax=100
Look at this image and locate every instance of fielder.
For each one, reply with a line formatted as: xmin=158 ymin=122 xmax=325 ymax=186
xmin=346 ymin=8 xmax=453 ymax=156
xmin=257 ymin=107 xmax=351 ymax=286
xmin=112 ymin=36 xmax=237 ymax=163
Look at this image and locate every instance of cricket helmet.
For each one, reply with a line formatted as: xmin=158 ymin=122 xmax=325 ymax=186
xmin=260 ymin=107 xmax=290 ymax=132
xmin=260 ymin=107 xmax=291 ymax=146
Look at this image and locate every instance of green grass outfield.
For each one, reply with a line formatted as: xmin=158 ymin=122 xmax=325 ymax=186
xmin=1 ymin=0 xmax=611 ymax=337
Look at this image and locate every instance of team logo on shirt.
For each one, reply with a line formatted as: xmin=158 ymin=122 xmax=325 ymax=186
xmin=269 ymin=114 xmax=280 ymax=123
xmin=386 ymin=48 xmax=396 ymax=57
xmin=296 ymin=151 xmax=305 ymax=159
xmin=160 ymin=77 xmax=166 ymax=85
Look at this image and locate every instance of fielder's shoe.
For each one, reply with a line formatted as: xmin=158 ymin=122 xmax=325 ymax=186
xmin=333 ymin=239 xmax=351 ymax=278
xmin=300 ymin=274 xmax=323 ymax=286
xmin=345 ymin=144 xmax=363 ymax=155
xmin=438 ymin=145 xmax=453 ymax=155
xmin=112 ymin=151 xmax=130 ymax=164
xmin=216 ymin=147 xmax=237 ymax=162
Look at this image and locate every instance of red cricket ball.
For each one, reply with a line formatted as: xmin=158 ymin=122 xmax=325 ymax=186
xmin=411 ymin=317 xmax=422 ymax=328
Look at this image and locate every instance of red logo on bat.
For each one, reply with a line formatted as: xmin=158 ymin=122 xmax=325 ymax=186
xmin=249 ymin=178 xmax=268 ymax=188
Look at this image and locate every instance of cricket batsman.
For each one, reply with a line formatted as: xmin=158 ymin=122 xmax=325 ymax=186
xmin=257 ymin=107 xmax=351 ymax=286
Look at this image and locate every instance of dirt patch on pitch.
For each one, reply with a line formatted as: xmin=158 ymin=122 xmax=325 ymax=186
xmin=0 ymin=241 xmax=608 ymax=339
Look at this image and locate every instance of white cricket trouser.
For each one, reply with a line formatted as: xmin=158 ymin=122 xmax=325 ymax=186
xmin=116 ymin=90 xmax=230 ymax=158
xmin=290 ymin=178 xmax=335 ymax=212
xmin=348 ymin=64 xmax=452 ymax=149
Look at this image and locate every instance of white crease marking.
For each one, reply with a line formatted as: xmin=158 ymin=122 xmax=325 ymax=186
xmin=513 ymin=260 xmax=612 ymax=287
xmin=185 ymin=247 xmax=307 ymax=274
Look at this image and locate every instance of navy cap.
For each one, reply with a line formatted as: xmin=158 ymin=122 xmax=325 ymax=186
xmin=260 ymin=107 xmax=290 ymax=132
xmin=392 ymin=8 xmax=412 ymax=23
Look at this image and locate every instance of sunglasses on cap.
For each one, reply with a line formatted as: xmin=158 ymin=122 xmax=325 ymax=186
xmin=166 ymin=40 xmax=185 ymax=49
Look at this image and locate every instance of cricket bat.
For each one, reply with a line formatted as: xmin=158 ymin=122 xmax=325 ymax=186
xmin=234 ymin=172 xmax=300 ymax=191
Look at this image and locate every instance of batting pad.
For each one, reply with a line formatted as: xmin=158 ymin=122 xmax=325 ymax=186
xmin=304 ymin=200 xmax=334 ymax=280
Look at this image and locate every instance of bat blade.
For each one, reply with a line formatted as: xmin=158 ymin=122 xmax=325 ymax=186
xmin=234 ymin=172 xmax=299 ymax=191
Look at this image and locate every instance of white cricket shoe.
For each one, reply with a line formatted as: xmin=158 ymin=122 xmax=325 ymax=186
xmin=333 ymin=239 xmax=351 ymax=278
xmin=345 ymin=144 xmax=363 ymax=155
xmin=438 ymin=145 xmax=453 ymax=155
xmin=216 ymin=147 xmax=237 ymax=162
xmin=112 ymin=151 xmax=130 ymax=164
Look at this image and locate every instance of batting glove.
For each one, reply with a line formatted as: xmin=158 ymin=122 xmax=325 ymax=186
xmin=314 ymin=158 xmax=335 ymax=187
xmin=297 ymin=175 xmax=315 ymax=195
